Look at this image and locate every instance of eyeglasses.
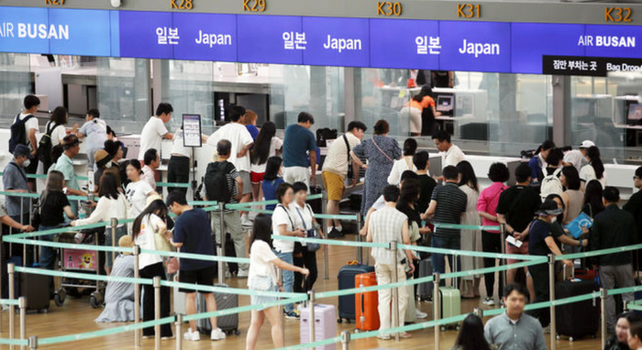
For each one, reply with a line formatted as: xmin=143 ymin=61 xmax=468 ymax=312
xmin=635 ymin=176 xmax=641 ymax=180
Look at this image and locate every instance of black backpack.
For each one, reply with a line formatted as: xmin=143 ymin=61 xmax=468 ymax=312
xmin=9 ymin=113 xmax=34 ymax=153
xmin=37 ymin=122 xmax=61 ymax=164
xmin=204 ymin=161 xmax=235 ymax=203
xmin=316 ymin=128 xmax=338 ymax=147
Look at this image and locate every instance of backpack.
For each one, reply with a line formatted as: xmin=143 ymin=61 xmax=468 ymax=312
xmin=9 ymin=113 xmax=34 ymax=153
xmin=37 ymin=122 xmax=61 ymax=164
xmin=540 ymin=167 xmax=563 ymax=200
xmin=204 ymin=161 xmax=235 ymax=203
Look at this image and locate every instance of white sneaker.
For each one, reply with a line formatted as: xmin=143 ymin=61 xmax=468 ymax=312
xmin=183 ymin=328 xmax=200 ymax=341
xmin=241 ymin=214 xmax=253 ymax=227
xmin=237 ymin=269 xmax=249 ymax=278
xmin=225 ymin=270 xmax=232 ymax=279
xmin=482 ymin=297 xmax=495 ymax=306
xmin=211 ymin=328 xmax=226 ymax=341
xmin=415 ymin=310 xmax=428 ymax=319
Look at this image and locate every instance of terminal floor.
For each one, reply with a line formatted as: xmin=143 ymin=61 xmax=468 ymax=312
xmin=0 ymin=236 xmax=602 ymax=350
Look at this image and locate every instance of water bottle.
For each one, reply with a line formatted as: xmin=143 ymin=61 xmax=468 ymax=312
xmin=79 ymin=207 xmax=87 ymax=220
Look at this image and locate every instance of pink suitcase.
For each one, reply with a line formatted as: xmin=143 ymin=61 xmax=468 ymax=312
xmin=300 ymin=304 xmax=337 ymax=350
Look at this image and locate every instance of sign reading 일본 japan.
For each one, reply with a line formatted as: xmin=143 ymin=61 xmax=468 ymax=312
xmin=5 ymin=5 xmax=642 ymax=76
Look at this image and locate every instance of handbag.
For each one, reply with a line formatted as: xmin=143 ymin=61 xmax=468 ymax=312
xmin=295 ymin=204 xmax=321 ymax=252
xmin=155 ymin=226 xmax=174 ymax=252
xmin=249 ymin=274 xmax=275 ymax=291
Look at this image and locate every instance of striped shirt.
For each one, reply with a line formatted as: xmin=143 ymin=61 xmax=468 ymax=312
xmin=431 ymin=182 xmax=468 ymax=238
xmin=369 ymin=206 xmax=408 ymax=265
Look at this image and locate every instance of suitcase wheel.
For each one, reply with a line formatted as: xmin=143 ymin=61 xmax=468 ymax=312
xmin=337 ymin=318 xmax=343 ymax=324
xmin=556 ymin=335 xmax=560 ymax=340
xmin=224 ymin=329 xmax=240 ymax=336
xmin=54 ymin=289 xmax=66 ymax=307
xmin=569 ymin=337 xmax=574 ymax=342
xmin=90 ymin=291 xmax=103 ymax=309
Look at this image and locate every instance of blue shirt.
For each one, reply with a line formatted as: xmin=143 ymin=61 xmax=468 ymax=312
xmin=262 ymin=177 xmax=284 ymax=211
xmin=2 ymin=161 xmax=30 ymax=216
xmin=246 ymin=124 xmax=259 ymax=140
xmin=282 ymin=124 xmax=316 ymax=168
xmin=173 ymin=208 xmax=216 ymax=270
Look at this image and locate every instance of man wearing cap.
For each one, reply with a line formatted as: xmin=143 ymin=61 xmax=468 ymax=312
xmin=526 ymin=200 xmax=573 ymax=329
xmin=591 ymin=187 xmax=637 ymax=333
xmin=54 ymin=135 xmax=88 ymax=215
xmin=2 ymin=144 xmax=36 ymax=265
xmin=563 ymin=140 xmax=595 ymax=172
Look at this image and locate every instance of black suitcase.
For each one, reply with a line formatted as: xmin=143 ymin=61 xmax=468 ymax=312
xmin=337 ymin=264 xmax=374 ymax=323
xmin=20 ymin=269 xmax=50 ymax=312
xmin=225 ymin=233 xmax=238 ymax=275
xmin=555 ymin=280 xmax=599 ymax=341
xmin=417 ymin=259 xmax=434 ymax=301
xmin=196 ymin=283 xmax=240 ymax=336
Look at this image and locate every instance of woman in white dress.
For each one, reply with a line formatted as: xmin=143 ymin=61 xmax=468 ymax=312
xmin=387 ymin=138 xmax=418 ymax=185
xmin=457 ymin=161 xmax=482 ymax=299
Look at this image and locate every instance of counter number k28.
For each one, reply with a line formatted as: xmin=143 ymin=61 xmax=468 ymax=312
xmin=171 ymin=0 xmax=193 ymax=10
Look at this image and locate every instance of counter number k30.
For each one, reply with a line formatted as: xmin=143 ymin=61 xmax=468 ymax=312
xmin=377 ymin=2 xmax=402 ymax=16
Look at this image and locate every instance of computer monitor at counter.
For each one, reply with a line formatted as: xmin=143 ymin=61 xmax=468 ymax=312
xmin=628 ymin=103 xmax=642 ymax=125
xmin=435 ymin=94 xmax=454 ymax=115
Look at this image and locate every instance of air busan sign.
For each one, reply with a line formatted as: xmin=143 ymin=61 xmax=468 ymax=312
xmin=3 ymin=6 xmax=642 ymax=75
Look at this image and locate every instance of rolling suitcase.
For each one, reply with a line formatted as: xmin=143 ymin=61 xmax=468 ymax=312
xmin=439 ymin=286 xmax=461 ymax=331
xmin=417 ymin=259 xmax=434 ymax=301
xmin=20 ymin=269 xmax=50 ymax=312
xmin=555 ymin=279 xmax=599 ymax=341
xmin=301 ymin=304 xmax=337 ymax=350
xmin=355 ymin=272 xmax=379 ymax=331
xmin=196 ymin=283 xmax=240 ymax=335
xmin=337 ymin=264 xmax=374 ymax=323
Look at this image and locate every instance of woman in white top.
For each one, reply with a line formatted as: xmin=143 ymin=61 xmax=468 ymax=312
xmin=291 ymin=181 xmax=324 ymax=294
xmin=125 ymin=160 xmax=155 ymax=221
xmin=271 ymin=182 xmax=306 ymax=319
xmin=456 ymin=161 xmax=483 ymax=299
xmin=387 ymin=138 xmax=418 ymax=185
xmin=250 ymin=121 xmax=283 ymax=202
xmin=132 ymin=199 xmax=173 ymax=339
xmin=37 ymin=106 xmax=74 ymax=189
xmin=246 ymin=214 xmax=308 ymax=350
xmin=72 ymin=172 xmax=130 ymax=274
xmin=580 ymin=146 xmax=606 ymax=190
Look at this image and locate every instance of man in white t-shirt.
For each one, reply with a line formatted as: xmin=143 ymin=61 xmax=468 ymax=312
xmin=321 ymin=121 xmax=367 ymax=238
xmin=207 ymin=105 xmax=254 ymax=225
xmin=139 ymin=103 xmax=174 ymax=180
xmin=141 ymin=148 xmax=160 ymax=190
xmin=432 ymin=130 xmax=465 ymax=168
xmin=11 ymin=95 xmax=40 ymax=189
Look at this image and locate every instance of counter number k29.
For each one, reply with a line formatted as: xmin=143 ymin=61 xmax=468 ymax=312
xmin=377 ymin=2 xmax=402 ymax=16
xmin=244 ymin=0 xmax=266 ymax=12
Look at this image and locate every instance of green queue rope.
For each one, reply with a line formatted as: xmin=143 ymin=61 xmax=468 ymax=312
xmin=0 ymin=298 xmax=19 ymax=306
xmin=155 ymin=182 xmax=192 ymax=188
xmin=556 ymin=243 xmax=642 ymax=261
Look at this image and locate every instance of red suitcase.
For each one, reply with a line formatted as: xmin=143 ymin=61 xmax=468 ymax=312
xmin=355 ymin=272 xmax=380 ymax=331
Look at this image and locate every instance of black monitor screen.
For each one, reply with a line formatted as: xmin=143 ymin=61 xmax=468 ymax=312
xmin=628 ymin=103 xmax=642 ymax=121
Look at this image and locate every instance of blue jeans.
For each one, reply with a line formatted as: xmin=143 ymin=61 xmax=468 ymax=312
xmin=275 ymin=250 xmax=294 ymax=312
xmin=39 ymin=225 xmax=59 ymax=297
xmin=431 ymin=235 xmax=461 ymax=287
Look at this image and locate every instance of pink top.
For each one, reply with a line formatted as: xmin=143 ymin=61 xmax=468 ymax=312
xmin=476 ymin=182 xmax=508 ymax=233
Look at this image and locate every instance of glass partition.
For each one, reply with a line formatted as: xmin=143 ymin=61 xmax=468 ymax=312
xmin=0 ymin=53 xmax=32 ymax=127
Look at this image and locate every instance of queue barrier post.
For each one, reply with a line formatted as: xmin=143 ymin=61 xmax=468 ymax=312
xmin=499 ymin=224 xmax=507 ymax=290
xmin=154 ymin=276 xmax=161 ymax=350
xmin=133 ymin=245 xmax=141 ymax=347
xmin=601 ymin=288 xmax=608 ymax=347
xmin=175 ymin=314 xmax=183 ymax=350
xmin=9 ymin=263 xmax=15 ymax=350
xmin=391 ymin=240 xmax=400 ymax=342
xmin=356 ymin=213 xmax=363 ymax=263
xmin=548 ymin=254 xmax=557 ymax=350
xmin=218 ymin=204 xmax=226 ymax=285
xmin=0 ymin=237 xmax=3 ymax=332
xmin=28 ymin=336 xmax=37 ymax=350
xmin=341 ymin=330 xmax=351 ymax=350
xmin=433 ymin=272 xmax=441 ymax=350
xmin=322 ymin=191 xmax=329 ymax=280
xmin=19 ymin=297 xmax=26 ymax=350
xmin=21 ymin=200 xmax=26 ymax=264
xmin=110 ymin=218 xmax=118 ymax=265
xmin=307 ymin=290 xmax=316 ymax=346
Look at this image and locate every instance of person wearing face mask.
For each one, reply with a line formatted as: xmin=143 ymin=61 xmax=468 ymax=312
xmin=605 ymin=312 xmax=640 ymax=350
xmin=526 ymin=200 xmax=573 ymax=330
xmin=591 ymin=187 xmax=637 ymax=334
xmin=3 ymin=144 xmax=36 ymax=265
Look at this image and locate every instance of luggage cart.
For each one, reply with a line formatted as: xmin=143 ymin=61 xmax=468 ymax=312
xmin=53 ymin=200 xmax=106 ymax=308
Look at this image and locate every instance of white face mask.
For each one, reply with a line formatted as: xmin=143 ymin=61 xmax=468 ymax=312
xmin=22 ymin=159 xmax=31 ymax=168
xmin=551 ymin=217 xmax=557 ymax=223
xmin=105 ymin=161 xmax=113 ymax=168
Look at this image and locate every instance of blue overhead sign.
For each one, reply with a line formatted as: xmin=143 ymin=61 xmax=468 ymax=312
xmin=3 ymin=6 xmax=642 ymax=75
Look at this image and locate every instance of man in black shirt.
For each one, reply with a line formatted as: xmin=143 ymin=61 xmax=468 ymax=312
xmin=414 ymin=151 xmax=437 ymax=214
xmin=591 ymin=187 xmax=637 ymax=332
xmin=496 ymin=163 xmax=541 ymax=285
xmin=623 ymin=166 xmax=642 ymax=271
